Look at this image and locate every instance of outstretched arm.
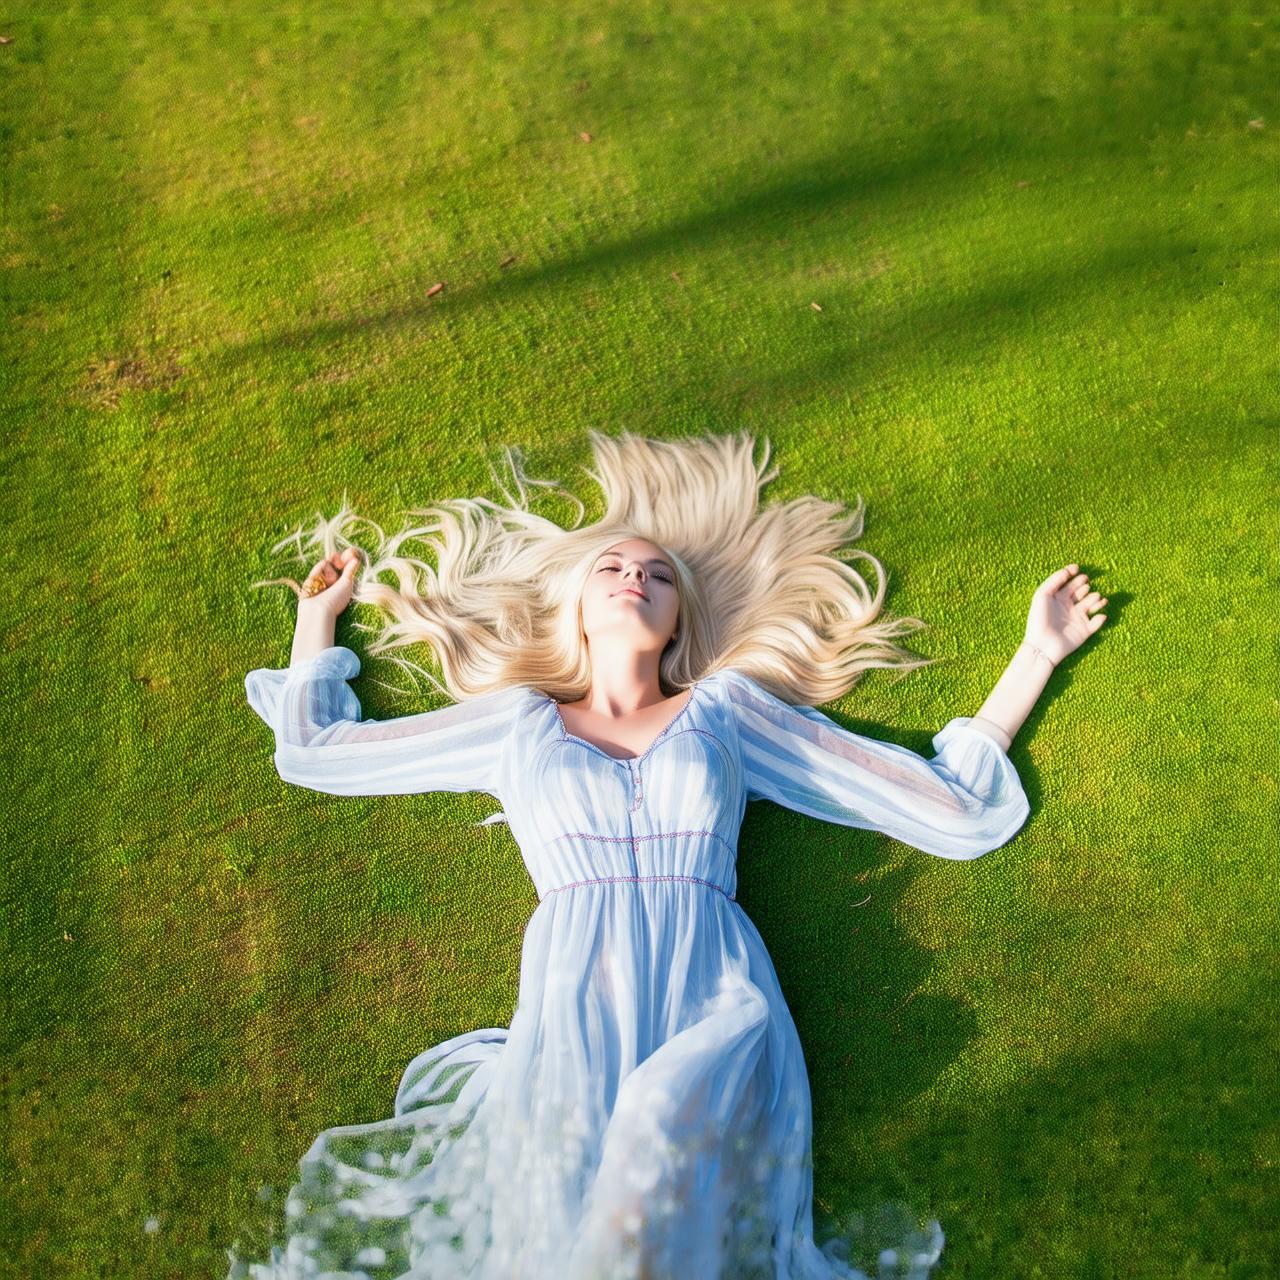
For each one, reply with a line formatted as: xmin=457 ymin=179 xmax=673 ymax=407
xmin=722 ymin=668 xmax=1031 ymax=861
xmin=246 ymin=548 xmax=526 ymax=797
xmin=719 ymin=561 xmax=1109 ymax=860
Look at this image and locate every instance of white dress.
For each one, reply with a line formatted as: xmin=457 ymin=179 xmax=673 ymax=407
xmin=230 ymin=645 xmax=1030 ymax=1280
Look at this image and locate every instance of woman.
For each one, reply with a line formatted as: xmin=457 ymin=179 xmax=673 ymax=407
xmin=228 ymin=430 xmax=1107 ymax=1280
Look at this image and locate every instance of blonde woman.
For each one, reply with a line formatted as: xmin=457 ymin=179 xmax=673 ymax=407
xmin=229 ymin=430 xmax=1107 ymax=1280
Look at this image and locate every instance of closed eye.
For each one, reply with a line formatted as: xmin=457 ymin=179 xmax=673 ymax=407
xmin=598 ymin=565 xmax=674 ymax=584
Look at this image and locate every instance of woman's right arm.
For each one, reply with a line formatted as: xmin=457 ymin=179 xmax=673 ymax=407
xmin=246 ymin=549 xmax=527 ymax=798
xmin=245 ymin=648 xmax=529 ymax=797
xmin=289 ymin=548 xmax=358 ymax=666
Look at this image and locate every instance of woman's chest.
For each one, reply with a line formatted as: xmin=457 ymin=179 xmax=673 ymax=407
xmin=506 ymin=698 xmax=745 ymax=839
xmin=553 ymin=687 xmax=695 ymax=763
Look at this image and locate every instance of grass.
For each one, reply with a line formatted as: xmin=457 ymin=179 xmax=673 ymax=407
xmin=2 ymin=1 xmax=1276 ymax=1276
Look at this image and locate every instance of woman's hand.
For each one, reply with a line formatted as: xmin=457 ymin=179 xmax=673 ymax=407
xmin=1025 ymin=563 xmax=1108 ymax=666
xmin=297 ymin=548 xmax=363 ymax=620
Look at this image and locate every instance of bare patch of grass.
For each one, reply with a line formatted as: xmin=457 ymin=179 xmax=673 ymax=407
xmin=79 ymin=350 xmax=184 ymax=409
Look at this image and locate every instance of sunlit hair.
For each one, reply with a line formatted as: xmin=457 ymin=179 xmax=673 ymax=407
xmin=250 ymin=429 xmax=937 ymax=706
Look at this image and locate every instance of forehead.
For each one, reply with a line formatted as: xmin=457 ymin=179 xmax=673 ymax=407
xmin=597 ymin=539 xmax=669 ymax=561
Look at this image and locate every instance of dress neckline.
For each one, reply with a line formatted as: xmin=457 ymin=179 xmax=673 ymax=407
xmin=542 ymin=681 xmax=704 ymax=765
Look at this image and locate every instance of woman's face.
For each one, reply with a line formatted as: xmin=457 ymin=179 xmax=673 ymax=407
xmin=578 ymin=537 xmax=680 ymax=655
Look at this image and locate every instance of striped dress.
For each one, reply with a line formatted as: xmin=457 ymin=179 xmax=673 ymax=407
xmin=232 ymin=646 xmax=1030 ymax=1280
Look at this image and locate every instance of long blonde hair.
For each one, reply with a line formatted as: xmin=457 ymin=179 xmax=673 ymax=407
xmin=250 ymin=429 xmax=936 ymax=706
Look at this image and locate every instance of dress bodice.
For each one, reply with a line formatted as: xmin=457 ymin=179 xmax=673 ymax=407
xmin=500 ymin=680 xmax=747 ymax=902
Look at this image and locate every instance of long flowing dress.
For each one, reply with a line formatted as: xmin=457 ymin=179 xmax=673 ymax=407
xmin=229 ymin=646 xmax=1030 ymax=1280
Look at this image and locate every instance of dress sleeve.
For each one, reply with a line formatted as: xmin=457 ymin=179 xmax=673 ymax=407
xmin=719 ymin=667 xmax=1031 ymax=861
xmin=244 ymin=645 xmax=527 ymax=799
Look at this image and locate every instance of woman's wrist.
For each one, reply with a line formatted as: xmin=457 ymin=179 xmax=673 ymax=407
xmin=1019 ymin=638 xmax=1056 ymax=670
xmin=970 ymin=640 xmax=1058 ymax=749
xmin=966 ymin=714 xmax=1013 ymax=752
xmin=290 ymin=606 xmax=338 ymax=667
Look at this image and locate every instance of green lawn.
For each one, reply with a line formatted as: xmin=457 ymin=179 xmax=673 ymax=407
xmin=2 ymin=2 xmax=1276 ymax=1276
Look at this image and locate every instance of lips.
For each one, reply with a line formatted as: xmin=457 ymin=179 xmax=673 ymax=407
xmin=613 ymin=587 xmax=648 ymax=601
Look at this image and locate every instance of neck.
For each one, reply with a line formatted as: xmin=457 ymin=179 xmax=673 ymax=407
xmin=577 ymin=651 xmax=671 ymax=715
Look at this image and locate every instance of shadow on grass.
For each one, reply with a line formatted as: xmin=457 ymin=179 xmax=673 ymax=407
xmin=901 ymin=958 xmax=1275 ymax=1276
xmin=200 ymin=30 xmax=1221 ymax=380
xmin=743 ymin=818 xmax=1272 ymax=1275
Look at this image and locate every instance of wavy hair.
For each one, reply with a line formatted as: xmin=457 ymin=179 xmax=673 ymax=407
xmin=249 ymin=429 xmax=937 ymax=707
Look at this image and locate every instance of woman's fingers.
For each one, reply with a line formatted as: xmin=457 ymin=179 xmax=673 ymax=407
xmin=300 ymin=549 xmax=363 ymax=607
xmin=308 ymin=555 xmax=342 ymax=589
xmin=1039 ymin=564 xmax=1080 ymax=595
xmin=314 ymin=549 xmax=361 ymax=577
xmin=1057 ymin=571 xmax=1090 ymax=602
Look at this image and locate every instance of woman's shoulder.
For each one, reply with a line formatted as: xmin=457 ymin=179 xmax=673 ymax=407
xmin=702 ymin=666 xmax=833 ymax=723
xmin=484 ymin=682 xmax=549 ymax=710
xmin=695 ymin=667 xmax=763 ymax=721
xmin=700 ymin=666 xmax=747 ymax=690
xmin=425 ymin=681 xmax=546 ymax=723
xmin=701 ymin=666 xmax=764 ymax=701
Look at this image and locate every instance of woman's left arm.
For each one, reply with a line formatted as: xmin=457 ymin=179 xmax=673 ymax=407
xmin=968 ymin=563 xmax=1109 ymax=751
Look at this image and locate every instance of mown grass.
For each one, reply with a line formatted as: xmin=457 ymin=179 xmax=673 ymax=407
xmin=2 ymin=2 xmax=1276 ymax=1276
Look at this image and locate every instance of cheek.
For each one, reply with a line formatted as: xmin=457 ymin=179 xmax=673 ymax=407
xmin=579 ymin=580 xmax=612 ymax=621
